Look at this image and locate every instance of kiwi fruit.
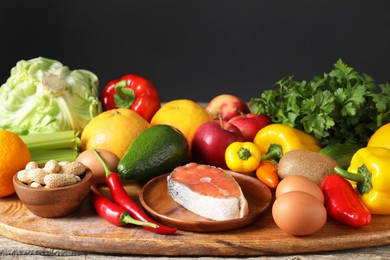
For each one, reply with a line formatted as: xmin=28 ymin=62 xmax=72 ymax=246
xmin=277 ymin=149 xmax=338 ymax=185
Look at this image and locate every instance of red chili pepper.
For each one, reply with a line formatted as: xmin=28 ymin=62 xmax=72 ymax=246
xmin=93 ymin=149 xmax=177 ymax=235
xmin=101 ymin=74 xmax=161 ymax=122
xmin=321 ymin=174 xmax=372 ymax=227
xmin=90 ymin=185 xmax=158 ymax=228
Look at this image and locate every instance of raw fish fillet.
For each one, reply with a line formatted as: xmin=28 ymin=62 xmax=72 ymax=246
xmin=167 ymin=163 xmax=249 ymax=221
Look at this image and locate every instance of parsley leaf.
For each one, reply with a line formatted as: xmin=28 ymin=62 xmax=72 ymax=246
xmin=248 ymin=59 xmax=390 ymax=146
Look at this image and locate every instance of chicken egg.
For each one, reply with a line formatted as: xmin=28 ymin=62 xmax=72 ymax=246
xmin=275 ymin=175 xmax=324 ymax=203
xmin=272 ymin=191 xmax=327 ymax=236
xmin=76 ymin=149 xmax=120 ymax=184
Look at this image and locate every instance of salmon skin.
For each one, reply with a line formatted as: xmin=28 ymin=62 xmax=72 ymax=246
xmin=167 ymin=163 xmax=249 ymax=221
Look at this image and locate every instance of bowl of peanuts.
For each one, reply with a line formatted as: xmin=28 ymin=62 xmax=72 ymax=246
xmin=13 ymin=159 xmax=92 ymax=218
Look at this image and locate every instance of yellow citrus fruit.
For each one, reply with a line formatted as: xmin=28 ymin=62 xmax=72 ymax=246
xmin=0 ymin=130 xmax=31 ymax=197
xmin=150 ymin=99 xmax=212 ymax=148
xmin=80 ymin=108 xmax=150 ymax=159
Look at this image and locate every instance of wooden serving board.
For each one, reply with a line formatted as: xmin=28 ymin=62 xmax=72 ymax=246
xmin=0 ymin=182 xmax=389 ymax=257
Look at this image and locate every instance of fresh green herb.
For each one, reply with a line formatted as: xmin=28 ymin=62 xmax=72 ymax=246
xmin=249 ymin=59 xmax=390 ymax=146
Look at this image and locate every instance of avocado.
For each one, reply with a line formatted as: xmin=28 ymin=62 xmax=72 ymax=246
xmin=118 ymin=124 xmax=189 ymax=183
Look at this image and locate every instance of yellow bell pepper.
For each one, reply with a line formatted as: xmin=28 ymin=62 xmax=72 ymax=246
xmin=334 ymin=147 xmax=390 ymax=215
xmin=225 ymin=141 xmax=261 ymax=174
xmin=253 ymin=123 xmax=321 ymax=162
xmin=367 ymin=123 xmax=390 ymax=149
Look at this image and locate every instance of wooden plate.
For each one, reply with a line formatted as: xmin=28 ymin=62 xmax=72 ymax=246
xmin=139 ymin=172 xmax=273 ymax=232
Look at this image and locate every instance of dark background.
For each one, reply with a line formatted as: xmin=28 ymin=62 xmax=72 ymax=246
xmin=1 ymin=0 xmax=389 ymax=102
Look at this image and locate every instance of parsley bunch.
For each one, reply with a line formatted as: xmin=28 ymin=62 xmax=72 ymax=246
xmin=249 ymin=59 xmax=390 ymax=146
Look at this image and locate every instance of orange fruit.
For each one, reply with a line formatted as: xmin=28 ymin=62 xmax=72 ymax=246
xmin=80 ymin=108 xmax=150 ymax=159
xmin=150 ymin=99 xmax=212 ymax=148
xmin=0 ymin=130 xmax=31 ymax=197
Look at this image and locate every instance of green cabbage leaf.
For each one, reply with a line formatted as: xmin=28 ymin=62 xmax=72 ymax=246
xmin=0 ymin=57 xmax=102 ymax=135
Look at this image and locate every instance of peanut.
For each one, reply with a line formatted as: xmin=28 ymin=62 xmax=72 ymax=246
xmin=43 ymin=160 xmax=60 ymax=173
xmin=19 ymin=160 xmax=86 ymax=188
xmin=17 ymin=170 xmax=33 ymax=184
xmin=58 ymin=161 xmax=70 ymax=167
xmin=44 ymin=173 xmax=81 ymax=188
xmin=29 ymin=182 xmax=43 ymax=188
xmin=59 ymin=161 xmax=86 ymax=176
xmin=25 ymin=161 xmax=39 ymax=170
xmin=27 ymin=168 xmax=49 ymax=184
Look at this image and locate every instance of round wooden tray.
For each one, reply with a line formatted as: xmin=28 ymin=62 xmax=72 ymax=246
xmin=0 ymin=181 xmax=389 ymax=256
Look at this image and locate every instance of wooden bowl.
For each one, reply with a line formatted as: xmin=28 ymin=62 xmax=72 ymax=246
xmin=13 ymin=170 xmax=92 ymax=218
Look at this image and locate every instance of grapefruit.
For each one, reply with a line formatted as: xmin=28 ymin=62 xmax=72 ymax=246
xmin=150 ymin=99 xmax=212 ymax=149
xmin=80 ymin=108 xmax=150 ymax=159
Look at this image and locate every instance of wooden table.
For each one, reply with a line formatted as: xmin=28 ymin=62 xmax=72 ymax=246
xmin=1 ymin=235 xmax=390 ymax=259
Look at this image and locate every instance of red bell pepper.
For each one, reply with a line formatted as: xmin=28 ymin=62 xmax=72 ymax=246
xmin=101 ymin=74 xmax=161 ymax=122
xmin=321 ymin=174 xmax=371 ymax=227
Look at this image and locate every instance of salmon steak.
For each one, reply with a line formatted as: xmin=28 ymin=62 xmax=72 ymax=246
xmin=167 ymin=163 xmax=249 ymax=221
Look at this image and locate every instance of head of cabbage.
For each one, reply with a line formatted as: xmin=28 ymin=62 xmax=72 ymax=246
xmin=0 ymin=57 xmax=102 ymax=135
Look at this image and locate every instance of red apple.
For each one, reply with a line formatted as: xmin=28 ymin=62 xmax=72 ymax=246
xmin=191 ymin=119 xmax=243 ymax=169
xmin=228 ymin=113 xmax=273 ymax=141
xmin=206 ymin=94 xmax=250 ymax=121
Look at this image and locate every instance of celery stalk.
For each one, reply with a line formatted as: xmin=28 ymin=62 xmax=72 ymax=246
xmin=20 ymin=131 xmax=80 ymax=164
xmin=29 ymin=149 xmax=78 ymax=164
